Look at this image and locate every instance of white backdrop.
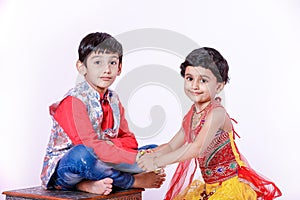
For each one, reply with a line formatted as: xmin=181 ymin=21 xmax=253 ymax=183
xmin=1 ymin=0 xmax=299 ymax=199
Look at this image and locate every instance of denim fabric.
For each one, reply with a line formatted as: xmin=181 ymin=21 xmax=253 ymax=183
xmin=105 ymin=144 xmax=158 ymax=173
xmin=50 ymin=144 xmax=157 ymax=190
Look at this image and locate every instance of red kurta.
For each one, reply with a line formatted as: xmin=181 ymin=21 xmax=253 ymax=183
xmin=53 ymin=96 xmax=138 ymax=164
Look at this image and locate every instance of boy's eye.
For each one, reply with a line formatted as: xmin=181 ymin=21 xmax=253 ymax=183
xmin=94 ymin=60 xmax=102 ymax=65
xmin=110 ymin=61 xmax=118 ymax=65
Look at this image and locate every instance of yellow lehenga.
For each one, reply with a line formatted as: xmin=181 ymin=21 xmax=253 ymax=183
xmin=165 ymin=102 xmax=281 ymax=200
xmin=173 ymin=132 xmax=257 ymax=200
xmin=174 ymin=176 xmax=257 ymax=200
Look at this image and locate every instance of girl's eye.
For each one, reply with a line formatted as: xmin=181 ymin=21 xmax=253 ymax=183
xmin=186 ymin=77 xmax=193 ymax=81
xmin=200 ymin=79 xmax=207 ymax=83
xmin=94 ymin=61 xmax=102 ymax=65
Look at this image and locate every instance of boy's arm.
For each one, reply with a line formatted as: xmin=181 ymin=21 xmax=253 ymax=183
xmin=53 ymin=96 xmax=137 ymax=164
xmin=110 ymin=102 xmax=138 ymax=151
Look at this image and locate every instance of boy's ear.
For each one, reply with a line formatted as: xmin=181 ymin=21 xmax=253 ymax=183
xmin=76 ymin=60 xmax=87 ymax=76
xmin=216 ymin=82 xmax=225 ymax=94
xmin=117 ymin=63 xmax=122 ymax=76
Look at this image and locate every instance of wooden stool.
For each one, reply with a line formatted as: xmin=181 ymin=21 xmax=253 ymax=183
xmin=2 ymin=186 xmax=144 ymax=200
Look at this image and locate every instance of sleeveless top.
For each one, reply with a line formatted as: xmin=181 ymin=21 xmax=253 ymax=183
xmin=198 ymin=129 xmax=238 ymax=184
xmin=165 ymin=101 xmax=282 ymax=200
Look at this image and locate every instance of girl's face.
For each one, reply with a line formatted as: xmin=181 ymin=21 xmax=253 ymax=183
xmin=184 ymin=66 xmax=224 ymax=109
xmin=77 ymin=52 xmax=122 ymax=94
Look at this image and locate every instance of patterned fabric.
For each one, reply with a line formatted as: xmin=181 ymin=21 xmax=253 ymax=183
xmin=198 ymin=130 xmax=238 ymax=184
xmin=166 ymin=101 xmax=282 ymax=200
xmin=165 ymin=102 xmax=217 ymax=200
xmin=40 ymin=81 xmax=122 ymax=188
xmin=67 ymin=81 xmax=121 ymax=140
xmin=173 ymin=176 xmax=257 ymax=200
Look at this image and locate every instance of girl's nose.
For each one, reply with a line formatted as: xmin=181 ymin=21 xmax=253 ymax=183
xmin=192 ymin=80 xmax=199 ymax=89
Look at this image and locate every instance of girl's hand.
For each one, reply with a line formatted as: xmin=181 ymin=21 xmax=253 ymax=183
xmin=136 ymin=149 xmax=153 ymax=162
xmin=137 ymin=153 xmax=158 ymax=172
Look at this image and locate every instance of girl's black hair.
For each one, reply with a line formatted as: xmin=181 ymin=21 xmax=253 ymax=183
xmin=180 ymin=47 xmax=229 ymax=83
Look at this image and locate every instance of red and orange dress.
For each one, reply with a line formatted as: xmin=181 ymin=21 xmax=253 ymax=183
xmin=165 ymin=101 xmax=282 ymax=200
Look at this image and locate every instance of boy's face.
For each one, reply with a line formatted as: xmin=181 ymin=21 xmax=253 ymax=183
xmin=184 ymin=66 xmax=224 ymax=105
xmin=77 ymin=51 xmax=122 ymax=94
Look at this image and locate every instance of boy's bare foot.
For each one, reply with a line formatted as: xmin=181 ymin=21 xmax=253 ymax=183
xmin=76 ymin=177 xmax=113 ymax=195
xmin=132 ymin=172 xmax=166 ymax=188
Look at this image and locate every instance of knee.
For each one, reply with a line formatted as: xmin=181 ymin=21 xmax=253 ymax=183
xmin=65 ymin=145 xmax=97 ymax=165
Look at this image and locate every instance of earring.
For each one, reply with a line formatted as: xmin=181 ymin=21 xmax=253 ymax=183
xmin=215 ymin=97 xmax=222 ymax=102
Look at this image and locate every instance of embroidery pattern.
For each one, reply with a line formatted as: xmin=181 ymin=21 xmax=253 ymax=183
xmin=41 ymin=81 xmax=121 ymax=188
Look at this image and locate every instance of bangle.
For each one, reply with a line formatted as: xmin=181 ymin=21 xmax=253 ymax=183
xmin=137 ymin=150 xmax=146 ymax=160
xmin=153 ymin=156 xmax=162 ymax=174
xmin=154 ymin=168 xmax=163 ymax=174
xmin=138 ymin=149 xmax=153 ymax=159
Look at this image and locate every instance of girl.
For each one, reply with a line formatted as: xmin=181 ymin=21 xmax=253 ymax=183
xmin=137 ymin=47 xmax=282 ymax=200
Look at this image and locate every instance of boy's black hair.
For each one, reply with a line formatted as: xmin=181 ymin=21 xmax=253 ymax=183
xmin=180 ymin=47 xmax=229 ymax=84
xmin=78 ymin=32 xmax=123 ymax=64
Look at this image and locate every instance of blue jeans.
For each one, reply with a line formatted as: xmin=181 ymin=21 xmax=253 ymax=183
xmin=50 ymin=144 xmax=156 ymax=190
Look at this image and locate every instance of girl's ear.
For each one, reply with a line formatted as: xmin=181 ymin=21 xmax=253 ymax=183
xmin=216 ymin=82 xmax=225 ymax=94
xmin=76 ymin=60 xmax=87 ymax=76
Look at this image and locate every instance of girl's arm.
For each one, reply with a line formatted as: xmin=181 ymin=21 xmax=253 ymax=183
xmin=138 ymin=127 xmax=186 ymax=164
xmin=152 ymin=127 xmax=185 ymax=156
xmin=138 ymin=107 xmax=229 ymax=170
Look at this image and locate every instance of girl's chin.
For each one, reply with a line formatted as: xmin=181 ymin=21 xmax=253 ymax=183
xmin=191 ymin=98 xmax=211 ymax=104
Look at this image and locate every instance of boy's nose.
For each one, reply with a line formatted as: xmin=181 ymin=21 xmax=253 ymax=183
xmin=103 ymin=64 xmax=111 ymax=73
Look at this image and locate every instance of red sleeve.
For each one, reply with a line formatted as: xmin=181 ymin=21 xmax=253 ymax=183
xmin=53 ymin=96 xmax=137 ymax=164
xmin=110 ymin=102 xmax=138 ymax=152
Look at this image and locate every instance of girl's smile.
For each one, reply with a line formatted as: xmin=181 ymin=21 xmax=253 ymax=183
xmin=184 ymin=66 xmax=224 ymax=112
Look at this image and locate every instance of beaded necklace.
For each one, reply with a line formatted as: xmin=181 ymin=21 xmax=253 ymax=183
xmin=191 ymin=102 xmax=212 ymax=130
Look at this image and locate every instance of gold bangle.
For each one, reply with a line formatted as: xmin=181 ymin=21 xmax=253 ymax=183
xmin=154 ymin=168 xmax=163 ymax=174
xmin=140 ymin=150 xmax=146 ymax=156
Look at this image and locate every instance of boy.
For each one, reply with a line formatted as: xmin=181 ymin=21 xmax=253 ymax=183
xmin=40 ymin=32 xmax=165 ymax=195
